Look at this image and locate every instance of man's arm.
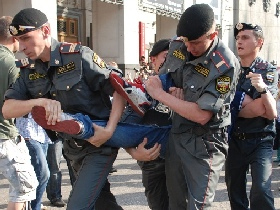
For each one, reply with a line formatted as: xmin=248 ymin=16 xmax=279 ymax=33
xmin=125 ymin=138 xmax=161 ymax=161
xmin=145 ymin=76 xmax=213 ymax=125
xmin=87 ymin=91 xmax=126 ymax=147
xmin=240 ymin=72 xmax=277 ymax=120
xmin=238 ymin=97 xmax=266 ymax=118
xmin=3 ymin=98 xmax=62 ymax=122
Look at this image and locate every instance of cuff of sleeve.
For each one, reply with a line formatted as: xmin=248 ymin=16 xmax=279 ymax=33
xmin=197 ymin=93 xmax=223 ymax=114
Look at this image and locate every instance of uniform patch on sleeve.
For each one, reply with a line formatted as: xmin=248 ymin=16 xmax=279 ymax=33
xmin=216 ymin=76 xmax=231 ymax=94
xmin=57 ymin=62 xmax=76 ymax=75
xmin=60 ymin=42 xmax=81 ymax=54
xmin=92 ymin=52 xmax=106 ymax=68
xmin=194 ymin=64 xmax=210 ymax=77
xmin=266 ymin=72 xmax=274 ymax=83
xmin=172 ymin=49 xmax=185 ymax=60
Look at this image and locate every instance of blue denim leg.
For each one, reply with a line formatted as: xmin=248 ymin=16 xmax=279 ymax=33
xmin=25 ymin=139 xmax=50 ymax=210
xmin=105 ymin=122 xmax=170 ymax=158
xmin=66 ymin=150 xmax=118 ymax=210
xmin=46 ymin=138 xmax=63 ymax=202
xmin=70 ymin=114 xmax=170 ymax=158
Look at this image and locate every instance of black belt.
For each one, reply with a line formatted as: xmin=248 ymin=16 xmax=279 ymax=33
xmin=190 ymin=127 xmax=226 ymax=136
xmin=233 ymin=132 xmax=271 ymax=140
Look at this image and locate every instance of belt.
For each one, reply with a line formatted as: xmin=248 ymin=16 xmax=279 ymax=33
xmin=233 ymin=132 xmax=271 ymax=140
xmin=190 ymin=127 xmax=226 ymax=136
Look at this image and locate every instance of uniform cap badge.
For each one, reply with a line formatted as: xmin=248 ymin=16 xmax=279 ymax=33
xmin=55 ymin=59 xmax=59 ymax=65
xmin=180 ymin=36 xmax=188 ymax=42
xmin=236 ymin=23 xmax=243 ymax=30
xmin=9 ymin=26 xmax=18 ymax=35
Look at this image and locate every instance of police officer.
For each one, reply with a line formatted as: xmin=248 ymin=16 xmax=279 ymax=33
xmin=2 ymin=8 xmax=125 ymax=210
xmin=125 ymin=39 xmax=172 ymax=210
xmin=145 ymin=4 xmax=240 ymax=209
xmin=225 ymin=23 xmax=278 ymax=210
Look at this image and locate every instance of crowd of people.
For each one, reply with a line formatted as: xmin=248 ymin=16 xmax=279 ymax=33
xmin=0 ymin=3 xmax=279 ymax=210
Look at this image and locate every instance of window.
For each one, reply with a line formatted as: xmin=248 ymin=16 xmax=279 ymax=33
xmin=57 ymin=16 xmax=78 ymax=43
xmin=57 ymin=16 xmax=78 ymax=37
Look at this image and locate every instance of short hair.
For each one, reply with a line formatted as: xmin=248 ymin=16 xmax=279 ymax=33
xmin=0 ymin=16 xmax=13 ymax=42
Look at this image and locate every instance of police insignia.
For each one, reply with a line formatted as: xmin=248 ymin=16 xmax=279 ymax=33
xmin=216 ymin=76 xmax=231 ymax=94
xmin=266 ymin=72 xmax=274 ymax=83
xmin=29 ymin=72 xmax=46 ymax=80
xmin=57 ymin=62 xmax=76 ymax=75
xmin=194 ymin=64 xmax=210 ymax=77
xmin=180 ymin=36 xmax=188 ymax=42
xmin=92 ymin=53 xmax=106 ymax=68
xmin=236 ymin=23 xmax=243 ymax=30
xmin=9 ymin=26 xmax=18 ymax=35
xmin=173 ymin=50 xmax=185 ymax=60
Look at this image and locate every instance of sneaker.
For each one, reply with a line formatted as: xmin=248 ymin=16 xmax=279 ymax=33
xmin=109 ymin=73 xmax=152 ymax=116
xmin=51 ymin=198 xmax=66 ymax=207
xmin=31 ymin=106 xmax=81 ymax=135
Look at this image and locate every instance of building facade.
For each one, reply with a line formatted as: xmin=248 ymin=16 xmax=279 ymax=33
xmin=0 ymin=0 xmax=279 ymax=77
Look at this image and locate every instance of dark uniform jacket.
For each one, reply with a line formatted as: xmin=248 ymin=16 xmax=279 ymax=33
xmin=4 ymin=38 xmax=117 ymax=159
xmin=234 ymin=57 xmax=278 ymax=135
xmin=167 ymin=37 xmax=240 ymax=133
xmin=5 ymin=38 xmax=114 ymax=120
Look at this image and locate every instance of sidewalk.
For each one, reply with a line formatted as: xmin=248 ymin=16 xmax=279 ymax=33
xmin=1 ymin=149 xmax=280 ymax=210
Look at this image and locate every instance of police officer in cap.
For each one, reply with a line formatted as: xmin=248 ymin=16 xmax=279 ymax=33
xmin=125 ymin=39 xmax=172 ymax=210
xmin=3 ymin=8 xmax=125 ymax=210
xmin=225 ymin=23 xmax=277 ymax=210
xmin=145 ymin=4 xmax=240 ymax=209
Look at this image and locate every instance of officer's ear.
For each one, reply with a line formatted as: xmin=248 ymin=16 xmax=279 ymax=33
xmin=209 ymin=31 xmax=218 ymax=40
xmin=41 ymin=24 xmax=51 ymax=37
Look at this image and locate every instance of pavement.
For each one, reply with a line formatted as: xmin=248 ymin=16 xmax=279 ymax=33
xmin=1 ymin=148 xmax=280 ymax=210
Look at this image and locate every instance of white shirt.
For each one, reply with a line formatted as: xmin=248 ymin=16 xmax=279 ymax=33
xmin=16 ymin=113 xmax=52 ymax=144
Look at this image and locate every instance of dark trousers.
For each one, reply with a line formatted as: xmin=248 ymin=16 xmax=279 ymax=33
xmin=225 ymin=136 xmax=275 ymax=210
xmin=63 ymin=139 xmax=123 ymax=210
xmin=138 ymin=157 xmax=169 ymax=210
xmin=166 ymin=131 xmax=228 ymax=210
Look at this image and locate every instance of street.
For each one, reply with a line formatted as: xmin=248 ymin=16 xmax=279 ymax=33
xmin=0 ymin=149 xmax=280 ymax=210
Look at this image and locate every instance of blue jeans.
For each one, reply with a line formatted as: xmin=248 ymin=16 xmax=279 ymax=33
xmin=225 ymin=136 xmax=275 ymax=210
xmin=71 ymin=115 xmax=170 ymax=158
xmin=25 ymin=139 xmax=50 ymax=210
xmin=46 ymin=138 xmax=63 ymax=202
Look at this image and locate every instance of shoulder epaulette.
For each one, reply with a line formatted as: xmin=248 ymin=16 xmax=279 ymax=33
xmin=15 ymin=58 xmax=34 ymax=68
xmin=60 ymin=42 xmax=81 ymax=54
xmin=210 ymin=50 xmax=230 ymax=73
xmin=255 ymin=62 xmax=268 ymax=70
